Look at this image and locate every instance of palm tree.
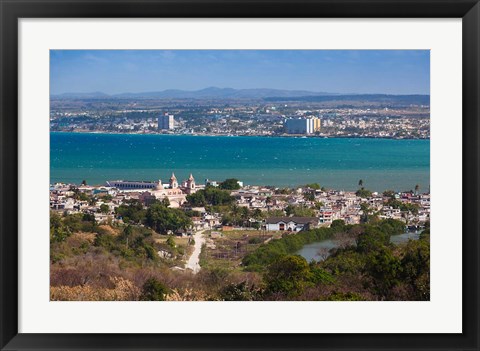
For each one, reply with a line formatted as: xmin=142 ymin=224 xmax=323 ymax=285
xmin=415 ymin=184 xmax=420 ymax=195
xmin=358 ymin=179 xmax=364 ymax=189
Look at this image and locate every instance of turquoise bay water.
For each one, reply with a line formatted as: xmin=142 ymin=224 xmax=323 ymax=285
xmin=50 ymin=132 xmax=429 ymax=191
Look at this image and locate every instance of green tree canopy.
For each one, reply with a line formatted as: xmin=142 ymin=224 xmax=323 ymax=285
xmin=145 ymin=203 xmax=192 ymax=234
xmin=356 ymin=226 xmax=390 ymax=253
xmin=186 ymin=191 xmax=206 ymax=206
xmin=219 ymin=178 xmax=241 ymax=190
xmin=140 ymin=278 xmax=169 ymax=301
xmin=382 ymin=190 xmax=396 ymax=199
xmin=400 ymin=237 xmax=430 ymax=300
xmin=356 ymin=188 xmax=373 ymax=198
xmin=364 ymin=246 xmax=402 ymax=299
xmin=330 ymin=219 xmax=346 ymax=230
xmin=50 ymin=212 xmax=71 ymax=242
xmin=264 ymin=255 xmax=312 ymax=297
xmin=99 ymin=204 xmax=109 ymax=214
xmin=285 ymin=205 xmax=315 ymax=217
xmin=166 ymin=235 xmax=176 ymax=248
xmin=115 ymin=200 xmax=146 ymax=224
xmin=303 ymin=192 xmax=315 ymax=202
xmin=187 ymin=187 xmax=235 ymax=206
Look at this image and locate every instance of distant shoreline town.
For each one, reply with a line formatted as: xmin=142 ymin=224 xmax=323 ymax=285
xmin=50 ymin=109 xmax=430 ymax=139
xmin=50 ymin=93 xmax=430 ymax=140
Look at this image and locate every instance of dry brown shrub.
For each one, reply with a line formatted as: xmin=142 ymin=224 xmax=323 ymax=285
xmin=97 ymin=225 xmax=119 ymax=236
xmin=51 ymin=251 xmax=125 ymax=288
xmin=50 ymin=276 xmax=140 ymax=301
xmin=165 ymin=288 xmax=210 ymax=301
xmin=388 ymin=282 xmax=415 ymax=301
xmin=50 ymin=267 xmax=90 ymax=287
xmin=295 ymin=273 xmax=375 ymax=301
xmin=72 ymin=232 xmax=96 ymax=243
xmin=333 ymin=232 xmax=356 ymax=249
xmin=123 ymin=266 xmax=175 ymax=290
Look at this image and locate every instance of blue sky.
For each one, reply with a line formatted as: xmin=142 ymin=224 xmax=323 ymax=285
xmin=50 ymin=50 xmax=430 ymax=95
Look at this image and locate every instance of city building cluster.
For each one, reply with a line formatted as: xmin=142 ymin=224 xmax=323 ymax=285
xmin=50 ymin=175 xmax=430 ymax=235
xmin=50 ymin=98 xmax=429 ymax=139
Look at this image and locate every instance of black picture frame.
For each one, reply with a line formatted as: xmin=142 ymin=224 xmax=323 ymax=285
xmin=1 ymin=0 xmax=479 ymax=350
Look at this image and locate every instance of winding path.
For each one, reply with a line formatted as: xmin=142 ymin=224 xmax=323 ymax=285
xmin=185 ymin=229 xmax=206 ymax=274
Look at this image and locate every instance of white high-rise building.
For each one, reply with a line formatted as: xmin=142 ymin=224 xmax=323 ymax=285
xmin=158 ymin=113 xmax=175 ymax=130
xmin=307 ymin=118 xmax=314 ymax=134
xmin=284 ymin=117 xmax=321 ymax=135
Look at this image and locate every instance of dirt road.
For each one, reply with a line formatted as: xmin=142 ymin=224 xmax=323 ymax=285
xmin=185 ymin=230 xmax=206 ymax=274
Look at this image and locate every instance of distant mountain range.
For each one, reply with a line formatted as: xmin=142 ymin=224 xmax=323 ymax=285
xmin=51 ymin=87 xmax=343 ymax=100
xmin=51 ymin=87 xmax=429 ymax=104
xmin=265 ymin=94 xmax=430 ymax=105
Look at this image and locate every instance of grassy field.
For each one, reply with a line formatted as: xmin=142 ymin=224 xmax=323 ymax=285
xmin=199 ymin=229 xmax=281 ymax=271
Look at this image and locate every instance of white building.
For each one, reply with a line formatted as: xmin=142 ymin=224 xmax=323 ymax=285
xmin=105 ymin=180 xmax=157 ymax=190
xmin=318 ymin=207 xmax=334 ymax=224
xmin=264 ymin=217 xmax=318 ymax=232
xmin=284 ymin=117 xmax=321 ymax=134
xmin=158 ymin=113 xmax=175 ymax=130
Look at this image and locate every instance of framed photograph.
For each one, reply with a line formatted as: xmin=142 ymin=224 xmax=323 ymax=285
xmin=1 ymin=0 xmax=479 ymax=350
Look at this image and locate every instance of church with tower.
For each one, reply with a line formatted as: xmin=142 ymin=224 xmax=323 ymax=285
xmin=144 ymin=172 xmax=199 ymax=208
xmin=111 ymin=172 xmax=200 ymax=208
xmin=183 ymin=173 xmax=197 ymax=195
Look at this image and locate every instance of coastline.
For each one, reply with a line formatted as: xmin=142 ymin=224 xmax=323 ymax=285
xmin=50 ymin=130 xmax=430 ymax=141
